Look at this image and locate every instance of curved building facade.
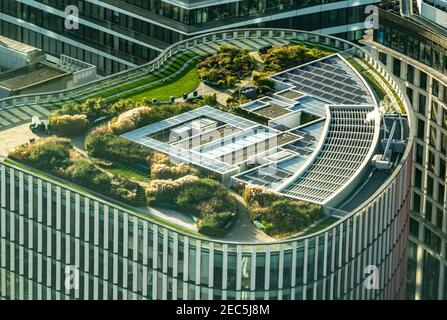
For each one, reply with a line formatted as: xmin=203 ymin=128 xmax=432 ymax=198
xmin=0 ymin=0 xmax=379 ymax=74
xmin=0 ymin=29 xmax=414 ymax=300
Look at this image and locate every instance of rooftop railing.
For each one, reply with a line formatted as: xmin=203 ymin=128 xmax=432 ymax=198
xmin=0 ymin=29 xmax=352 ymax=110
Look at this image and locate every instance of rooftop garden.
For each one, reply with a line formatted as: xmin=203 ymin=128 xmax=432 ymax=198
xmin=346 ymin=56 xmax=406 ymax=113
xmin=242 ymin=185 xmax=324 ymax=238
xmin=197 ymin=45 xmax=255 ymax=89
xmin=146 ymin=154 xmax=239 ymax=237
xmin=9 ymin=137 xmax=144 ymax=206
xmin=12 ymin=42 xmax=348 ymax=240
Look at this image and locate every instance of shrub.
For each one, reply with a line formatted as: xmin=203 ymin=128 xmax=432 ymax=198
xmin=243 ymin=185 xmax=281 ymax=207
xmin=65 ymin=159 xmax=111 ymax=194
xmin=110 ymin=176 xmax=140 ymax=205
xmin=146 ymin=175 xmax=239 ymax=236
xmin=55 ymin=98 xmax=107 ymax=121
xmin=252 ymin=72 xmax=275 ymax=95
xmin=49 ymin=114 xmax=89 ymax=136
xmin=150 ymin=151 xmax=170 ymax=165
xmin=244 ymin=185 xmax=323 ymax=236
xmin=108 ymin=99 xmax=137 ymax=116
xmin=146 ymin=175 xmax=199 ymax=203
xmin=198 ymin=212 xmax=235 ymax=237
xmin=197 ymin=45 xmax=255 ymax=88
xmin=85 ymin=127 xmax=151 ymax=166
xmin=195 ymin=196 xmax=238 ymax=217
xmin=202 ymin=94 xmax=218 ymax=106
xmin=151 ymin=162 xmax=200 ymax=180
xmin=175 ymin=178 xmax=227 ymax=214
xmin=262 ymin=45 xmax=328 ymax=72
xmin=109 ymin=103 xmax=196 ymax=134
xmin=109 ymin=106 xmax=152 ymax=134
xmin=9 ymin=137 xmax=145 ymax=207
xmin=9 ymin=137 xmax=72 ymax=171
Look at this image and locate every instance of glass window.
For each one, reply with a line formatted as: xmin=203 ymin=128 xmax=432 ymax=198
xmin=393 ymin=57 xmax=401 ymax=77
xmin=440 ymin=158 xmax=446 ymax=179
xmin=420 ymin=71 xmax=428 ymax=90
xmin=425 ymin=200 xmax=433 ymax=222
xmin=419 ymin=94 xmax=426 ymax=115
xmin=409 ymin=217 xmax=419 ymax=237
xmin=431 ymin=101 xmax=440 ymax=123
xmin=417 ymin=118 xmax=426 ymax=140
xmin=432 ymin=78 xmax=439 ymax=97
xmin=416 ymin=143 xmax=424 ymax=165
xmin=407 ymin=64 xmax=414 ymax=83
xmin=424 ymin=228 xmax=441 ymax=253
xmin=413 ymin=192 xmax=421 ymax=213
xmin=414 ymin=168 xmax=422 ymax=190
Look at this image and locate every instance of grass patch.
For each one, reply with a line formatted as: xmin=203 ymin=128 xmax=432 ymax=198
xmin=100 ymin=165 xmax=150 ymax=182
xmin=125 ymin=62 xmax=200 ymax=102
xmin=347 ymin=57 xmax=406 ymax=113
xmin=301 ymin=216 xmax=339 ymax=236
xmin=347 ymin=57 xmax=386 ymax=100
xmin=94 ymin=52 xmax=198 ymax=100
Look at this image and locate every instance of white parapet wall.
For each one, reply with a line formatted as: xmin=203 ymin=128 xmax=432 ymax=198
xmin=59 ymin=54 xmax=97 ymax=85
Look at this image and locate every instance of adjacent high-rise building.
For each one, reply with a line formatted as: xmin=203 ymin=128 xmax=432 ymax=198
xmin=364 ymin=0 xmax=447 ymax=299
xmin=0 ymin=0 xmax=379 ymax=74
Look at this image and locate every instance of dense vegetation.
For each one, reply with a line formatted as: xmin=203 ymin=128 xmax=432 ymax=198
xmin=197 ymin=45 xmax=255 ymax=88
xmin=48 ymin=114 xmax=90 ymax=136
xmin=85 ymin=127 xmax=151 ymax=167
xmin=146 ymin=175 xmax=238 ymax=237
xmin=150 ymin=152 xmax=200 ymax=180
xmin=108 ymin=102 xmax=196 ymax=134
xmin=9 ymin=138 xmax=143 ymax=205
xmin=243 ymin=185 xmax=323 ymax=237
xmin=262 ymin=44 xmax=328 ymax=72
xmin=49 ymin=98 xmax=138 ymax=136
xmin=83 ymin=101 xmax=201 ymax=170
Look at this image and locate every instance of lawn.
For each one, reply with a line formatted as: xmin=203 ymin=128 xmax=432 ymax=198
xmin=94 ymin=52 xmax=199 ymax=100
xmin=100 ymin=164 xmax=150 ymax=182
xmin=125 ymin=62 xmax=201 ymax=102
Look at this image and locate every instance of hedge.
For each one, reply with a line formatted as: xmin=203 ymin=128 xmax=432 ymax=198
xmin=85 ymin=127 xmax=151 ymax=167
xmin=48 ymin=114 xmax=90 ymax=136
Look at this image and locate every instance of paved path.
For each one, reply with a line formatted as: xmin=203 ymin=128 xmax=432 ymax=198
xmin=0 ymin=122 xmax=39 ymax=157
xmin=146 ymin=206 xmax=198 ymax=232
xmin=219 ymin=193 xmax=275 ymax=243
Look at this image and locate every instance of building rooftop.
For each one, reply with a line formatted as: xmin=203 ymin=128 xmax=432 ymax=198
xmin=0 ymin=35 xmax=41 ymax=55
xmin=123 ymin=53 xmax=408 ymax=212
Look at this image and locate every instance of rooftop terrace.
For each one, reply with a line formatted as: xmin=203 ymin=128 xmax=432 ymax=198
xmin=122 ymin=52 xmax=408 ymax=218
